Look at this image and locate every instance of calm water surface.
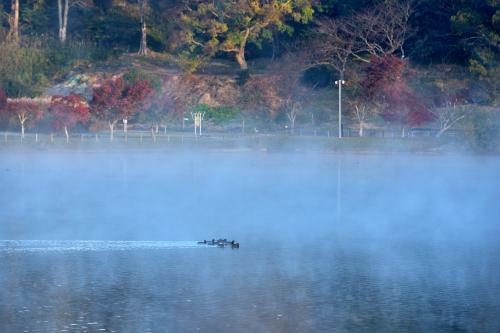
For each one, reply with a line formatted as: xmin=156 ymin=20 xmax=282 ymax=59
xmin=1 ymin=150 xmax=499 ymax=332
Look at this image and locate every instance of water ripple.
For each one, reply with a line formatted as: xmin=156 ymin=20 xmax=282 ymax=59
xmin=0 ymin=240 xmax=203 ymax=253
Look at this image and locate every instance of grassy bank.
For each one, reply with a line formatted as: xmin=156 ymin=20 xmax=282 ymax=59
xmin=0 ymin=131 xmax=476 ymax=154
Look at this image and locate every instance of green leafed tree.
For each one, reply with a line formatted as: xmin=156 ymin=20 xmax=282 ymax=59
xmin=180 ymin=0 xmax=314 ymax=71
xmin=451 ymin=0 xmax=499 ymax=103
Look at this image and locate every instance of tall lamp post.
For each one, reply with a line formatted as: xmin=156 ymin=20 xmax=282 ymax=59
xmin=335 ymin=80 xmax=345 ymax=138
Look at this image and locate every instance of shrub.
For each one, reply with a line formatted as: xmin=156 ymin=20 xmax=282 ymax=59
xmin=189 ymin=103 xmax=240 ymax=125
xmin=123 ymin=69 xmax=162 ymax=93
xmin=0 ymin=41 xmax=49 ymax=97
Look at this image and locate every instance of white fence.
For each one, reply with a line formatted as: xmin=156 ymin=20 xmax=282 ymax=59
xmin=0 ymin=126 xmax=464 ymax=145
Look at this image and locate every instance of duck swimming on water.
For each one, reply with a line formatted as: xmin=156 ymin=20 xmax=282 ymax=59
xmin=197 ymin=239 xmax=239 ymax=249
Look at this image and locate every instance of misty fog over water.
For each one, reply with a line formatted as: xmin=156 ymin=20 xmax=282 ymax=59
xmin=1 ymin=149 xmax=500 ymax=332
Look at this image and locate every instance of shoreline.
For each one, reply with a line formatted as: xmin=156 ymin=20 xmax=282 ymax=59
xmin=0 ymin=130 xmax=495 ymax=155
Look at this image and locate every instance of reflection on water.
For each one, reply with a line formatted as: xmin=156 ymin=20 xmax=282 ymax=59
xmin=0 ymin=240 xmax=203 ymax=253
xmin=1 ymin=238 xmax=500 ymax=332
xmin=1 ymin=151 xmax=500 ymax=332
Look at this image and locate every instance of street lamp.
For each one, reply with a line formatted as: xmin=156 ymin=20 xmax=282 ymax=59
xmin=335 ymin=80 xmax=345 ymax=138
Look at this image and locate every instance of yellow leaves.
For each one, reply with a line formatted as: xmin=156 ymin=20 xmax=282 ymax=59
xmin=181 ymin=0 xmax=316 ymax=67
xmin=248 ymin=0 xmax=262 ymax=12
xmin=243 ymin=16 xmax=252 ymax=25
xmin=279 ymin=2 xmax=293 ymax=14
xmin=300 ymin=6 xmax=314 ymax=23
xmin=207 ymin=38 xmax=220 ymax=52
xmin=209 ymin=21 xmax=228 ymax=37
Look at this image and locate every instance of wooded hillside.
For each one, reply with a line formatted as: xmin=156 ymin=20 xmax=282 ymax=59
xmin=0 ymin=0 xmax=499 ymax=148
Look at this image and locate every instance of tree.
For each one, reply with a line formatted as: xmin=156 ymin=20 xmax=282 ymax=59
xmin=7 ymin=0 xmax=19 ymax=43
xmin=451 ymin=0 xmax=499 ymax=102
xmin=344 ymin=68 xmax=378 ymax=137
xmin=91 ymin=76 xmax=153 ymax=140
xmin=0 ymin=40 xmax=50 ymax=98
xmin=282 ymin=96 xmax=300 ymax=133
xmin=348 ymin=0 xmax=412 ymax=61
xmin=312 ymin=17 xmax=355 ymax=79
xmin=432 ymin=100 xmax=467 ymax=138
xmin=312 ymin=0 xmax=412 ymax=68
xmin=347 ymin=99 xmax=377 ymax=137
xmin=49 ymin=93 xmax=89 ymax=142
xmin=428 ymin=84 xmax=470 ymax=137
xmin=91 ymin=77 xmax=126 ymax=141
xmin=57 ymin=0 xmax=92 ymax=43
xmin=363 ymin=55 xmax=434 ymax=135
xmin=6 ymin=98 xmax=45 ymax=138
xmin=309 ymin=0 xmax=413 ymax=130
xmin=120 ymin=78 xmax=153 ymax=132
xmin=270 ymin=53 xmax=307 ymax=133
xmin=138 ymin=0 xmax=149 ymax=55
xmin=57 ymin=0 xmax=70 ymax=43
xmin=180 ymin=0 xmax=314 ymax=70
xmin=406 ymin=0 xmax=463 ymax=64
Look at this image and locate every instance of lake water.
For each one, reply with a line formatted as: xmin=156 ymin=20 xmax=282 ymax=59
xmin=1 ymin=149 xmax=499 ymax=332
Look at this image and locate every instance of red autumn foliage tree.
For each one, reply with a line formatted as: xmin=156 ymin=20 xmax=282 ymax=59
xmin=363 ymin=55 xmax=434 ymax=135
xmin=6 ymin=98 xmax=45 ymax=138
xmin=122 ymin=79 xmax=153 ymax=118
xmin=90 ymin=77 xmax=126 ymax=140
xmin=120 ymin=79 xmax=154 ymax=133
xmin=49 ymin=93 xmax=89 ymax=142
xmin=91 ymin=77 xmax=153 ymax=140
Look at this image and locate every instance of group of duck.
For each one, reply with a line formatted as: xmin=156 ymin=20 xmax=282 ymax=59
xmin=197 ymin=239 xmax=240 ymax=249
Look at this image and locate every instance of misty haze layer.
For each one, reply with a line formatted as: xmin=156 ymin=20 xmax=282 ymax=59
xmin=1 ymin=150 xmax=499 ymax=332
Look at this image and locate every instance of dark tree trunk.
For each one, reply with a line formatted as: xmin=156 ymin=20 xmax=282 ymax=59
xmin=9 ymin=0 xmax=19 ymax=42
xmin=138 ymin=0 xmax=148 ymax=56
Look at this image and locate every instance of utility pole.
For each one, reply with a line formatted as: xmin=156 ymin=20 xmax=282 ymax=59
xmin=335 ymin=80 xmax=345 ymax=138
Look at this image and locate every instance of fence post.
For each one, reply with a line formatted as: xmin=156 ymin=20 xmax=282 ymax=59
xmin=140 ymin=134 xmax=143 ymax=143
xmin=35 ymin=133 xmax=38 ymax=143
xmin=50 ymin=133 xmax=54 ymax=143
xmin=95 ymin=134 xmax=99 ymax=142
xmin=4 ymin=133 xmax=6 ymax=143
xmin=167 ymin=135 xmax=170 ymax=143
xmin=151 ymin=128 xmax=157 ymax=143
